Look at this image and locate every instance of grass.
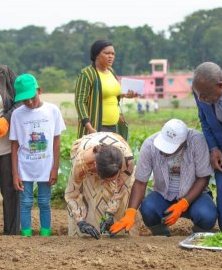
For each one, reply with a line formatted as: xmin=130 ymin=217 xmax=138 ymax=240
xmin=125 ymin=107 xmax=200 ymax=131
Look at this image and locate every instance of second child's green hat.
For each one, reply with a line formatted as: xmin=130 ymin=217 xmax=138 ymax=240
xmin=14 ymin=73 xmax=39 ymax=102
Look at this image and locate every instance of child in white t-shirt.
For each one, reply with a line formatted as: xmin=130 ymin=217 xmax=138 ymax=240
xmin=10 ymin=74 xmax=66 ymax=237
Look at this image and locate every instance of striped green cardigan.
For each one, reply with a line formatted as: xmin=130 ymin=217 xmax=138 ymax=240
xmin=75 ymin=65 xmax=103 ymax=138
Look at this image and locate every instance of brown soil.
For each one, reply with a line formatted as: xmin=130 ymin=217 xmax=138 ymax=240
xmin=0 ymin=207 xmax=221 ymax=270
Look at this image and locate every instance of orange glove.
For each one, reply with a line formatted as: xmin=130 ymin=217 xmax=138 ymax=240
xmin=109 ymin=208 xmax=137 ymax=234
xmin=163 ymin=198 xmax=189 ymax=226
xmin=0 ymin=117 xmax=9 ymax=137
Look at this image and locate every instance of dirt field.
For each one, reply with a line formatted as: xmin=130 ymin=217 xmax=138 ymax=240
xmin=0 ymin=206 xmax=221 ymax=270
xmin=1 ymin=94 xmax=220 ymax=269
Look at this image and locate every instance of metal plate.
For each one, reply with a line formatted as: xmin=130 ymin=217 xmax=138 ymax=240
xmin=179 ymin=232 xmax=222 ymax=251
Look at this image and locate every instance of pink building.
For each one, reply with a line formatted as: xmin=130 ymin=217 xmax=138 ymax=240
xmin=120 ymin=59 xmax=193 ymax=99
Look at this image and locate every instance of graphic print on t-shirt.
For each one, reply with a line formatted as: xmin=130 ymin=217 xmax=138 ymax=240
xmin=23 ymin=118 xmax=50 ymax=161
xmin=29 ymin=131 xmax=48 ymax=153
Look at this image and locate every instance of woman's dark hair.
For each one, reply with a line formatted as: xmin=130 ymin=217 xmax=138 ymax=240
xmin=90 ymin=39 xmax=113 ymax=62
xmin=93 ymin=144 xmax=123 ymax=179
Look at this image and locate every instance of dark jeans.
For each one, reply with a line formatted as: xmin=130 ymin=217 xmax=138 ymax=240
xmin=140 ymin=191 xmax=217 ymax=231
xmin=215 ymin=171 xmax=222 ymax=230
xmin=0 ymin=154 xmax=20 ymax=235
xmin=100 ymin=125 xmax=117 ymax=133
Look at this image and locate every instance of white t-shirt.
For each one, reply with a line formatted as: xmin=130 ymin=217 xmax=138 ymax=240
xmin=9 ymin=102 xmax=66 ymax=182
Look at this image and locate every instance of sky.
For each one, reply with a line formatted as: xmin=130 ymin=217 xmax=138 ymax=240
xmin=1 ymin=0 xmax=222 ymax=33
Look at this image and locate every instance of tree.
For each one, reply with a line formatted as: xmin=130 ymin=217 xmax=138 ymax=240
xmin=1 ymin=9 xmax=222 ymax=80
xmin=38 ymin=67 xmax=74 ymax=93
xmin=168 ymin=8 xmax=222 ymax=69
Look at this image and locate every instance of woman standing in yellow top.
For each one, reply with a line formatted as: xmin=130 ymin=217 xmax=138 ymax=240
xmin=75 ymin=40 xmax=133 ymax=138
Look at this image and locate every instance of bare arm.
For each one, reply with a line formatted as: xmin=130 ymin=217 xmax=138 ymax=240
xmin=184 ymin=176 xmax=210 ymax=204
xmin=49 ymin=135 xmax=60 ymax=186
xmin=11 ymin=140 xmax=24 ymax=191
xmin=85 ymin=122 xmax=97 ymax=134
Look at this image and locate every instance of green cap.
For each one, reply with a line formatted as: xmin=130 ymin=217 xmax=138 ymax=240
xmin=14 ymin=73 xmax=39 ymax=102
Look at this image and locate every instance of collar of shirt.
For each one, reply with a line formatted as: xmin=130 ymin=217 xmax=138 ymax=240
xmin=214 ymin=97 xmax=222 ymax=122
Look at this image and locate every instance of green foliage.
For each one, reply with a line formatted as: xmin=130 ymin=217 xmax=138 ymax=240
xmin=52 ymin=127 xmax=76 ymax=202
xmin=198 ymin=232 xmax=222 ymax=247
xmin=60 ymin=127 xmax=76 ymax=160
xmin=168 ymin=8 xmax=222 ymax=68
xmin=128 ymin=129 xmax=149 ymax=161
xmin=125 ymin=107 xmax=199 ymax=129
xmin=171 ymin=98 xmax=180 ymax=108
xmin=60 ymin=101 xmax=73 ymax=109
xmin=52 ymin=159 xmax=71 ymax=201
xmin=60 ymin=101 xmax=75 ymax=119
xmin=38 ymin=67 xmax=74 ymax=93
xmin=1 ymin=8 xmax=222 ymax=79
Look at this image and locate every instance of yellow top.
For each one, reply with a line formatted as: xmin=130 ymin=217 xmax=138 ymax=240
xmin=98 ymin=71 xmax=121 ymax=125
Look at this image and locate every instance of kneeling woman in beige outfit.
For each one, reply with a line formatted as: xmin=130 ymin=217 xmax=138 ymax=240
xmin=65 ymin=132 xmax=135 ymax=239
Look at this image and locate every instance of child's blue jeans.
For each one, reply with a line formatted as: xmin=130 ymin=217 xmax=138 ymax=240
xmin=20 ymin=181 xmax=51 ymax=230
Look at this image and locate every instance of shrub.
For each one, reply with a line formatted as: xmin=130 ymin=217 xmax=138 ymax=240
xmin=171 ymin=98 xmax=180 ymax=108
